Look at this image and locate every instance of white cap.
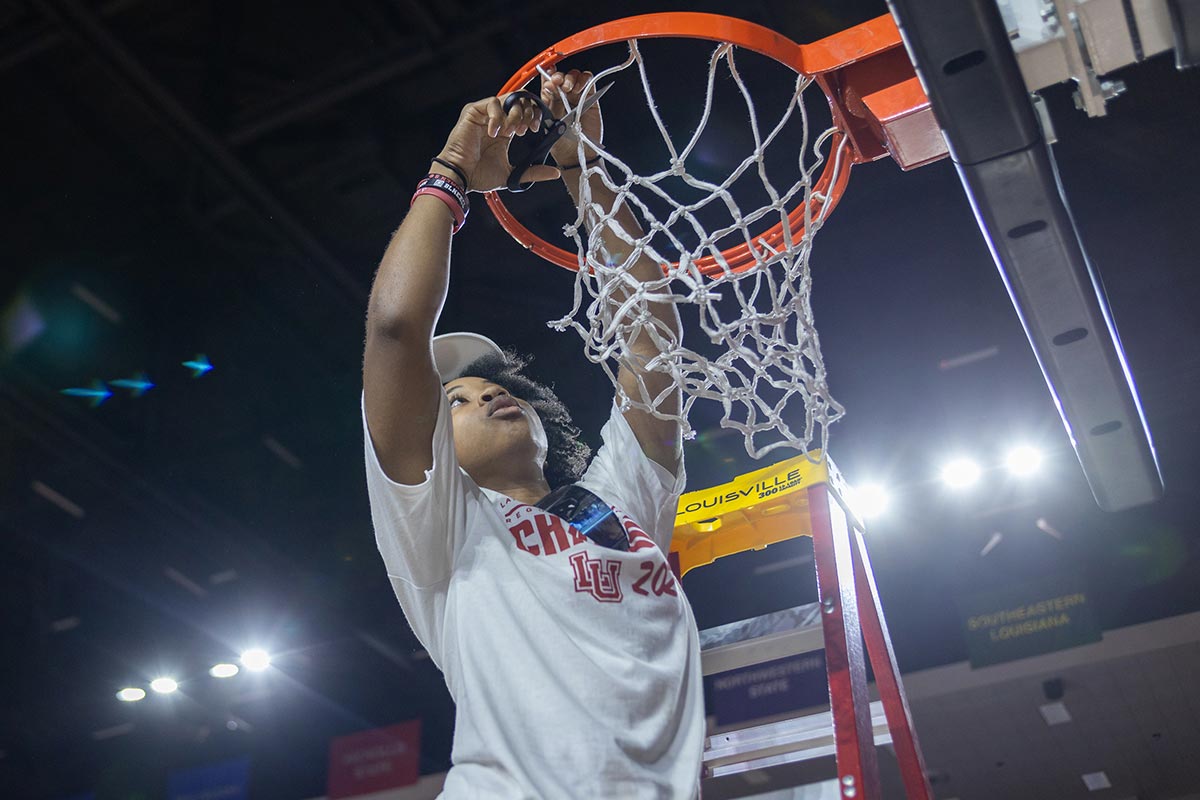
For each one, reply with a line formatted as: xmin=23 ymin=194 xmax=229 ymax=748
xmin=432 ymin=332 xmax=504 ymax=383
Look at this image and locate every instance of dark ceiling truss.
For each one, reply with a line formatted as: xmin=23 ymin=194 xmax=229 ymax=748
xmin=224 ymin=4 xmax=556 ymax=147
xmin=30 ymin=0 xmax=370 ymax=310
xmin=9 ymin=0 xmax=573 ymax=321
xmin=0 ymin=0 xmax=137 ymax=72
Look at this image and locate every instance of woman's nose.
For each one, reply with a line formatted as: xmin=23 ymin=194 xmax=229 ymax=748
xmin=480 ymin=387 xmax=508 ymax=403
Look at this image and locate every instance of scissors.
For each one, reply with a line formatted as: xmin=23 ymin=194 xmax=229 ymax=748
xmin=502 ymin=81 xmax=612 ymax=193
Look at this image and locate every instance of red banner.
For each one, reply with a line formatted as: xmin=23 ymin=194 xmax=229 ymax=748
xmin=327 ymin=720 xmax=421 ymax=798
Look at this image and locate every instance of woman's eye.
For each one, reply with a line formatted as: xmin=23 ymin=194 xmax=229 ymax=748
xmin=448 ymin=395 xmax=466 ymax=407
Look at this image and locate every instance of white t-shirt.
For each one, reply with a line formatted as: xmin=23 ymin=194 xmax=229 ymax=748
xmin=363 ymin=391 xmax=704 ymax=799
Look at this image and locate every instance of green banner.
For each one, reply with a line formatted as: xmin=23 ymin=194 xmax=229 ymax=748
xmin=958 ymin=573 xmax=1101 ymax=668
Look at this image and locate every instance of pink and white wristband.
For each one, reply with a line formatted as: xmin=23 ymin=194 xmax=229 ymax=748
xmin=412 ymin=173 xmax=469 ymax=234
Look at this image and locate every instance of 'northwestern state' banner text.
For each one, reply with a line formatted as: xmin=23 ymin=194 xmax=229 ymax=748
xmin=706 ymin=652 xmax=827 ymax=726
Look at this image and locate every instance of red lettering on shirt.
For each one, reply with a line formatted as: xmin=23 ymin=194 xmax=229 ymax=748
xmin=569 ymin=551 xmax=623 ymax=602
xmin=498 ymin=496 xmax=678 ymax=605
xmin=632 ymin=560 xmax=678 ymax=597
xmin=509 ymin=518 xmax=541 ymax=555
xmin=623 ymin=517 xmax=656 ymax=552
xmin=534 ymin=513 xmax=587 ymax=554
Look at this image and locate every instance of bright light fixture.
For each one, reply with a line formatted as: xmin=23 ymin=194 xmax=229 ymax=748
xmin=115 ymin=687 xmax=146 ymax=702
xmin=852 ymin=483 xmax=890 ymax=519
xmin=209 ymin=663 xmax=240 ymax=679
xmin=149 ymin=677 xmax=178 ymax=694
xmin=1005 ymin=444 xmax=1043 ymax=476
xmin=940 ymin=458 xmax=981 ymax=489
xmin=240 ymin=648 xmax=271 ymax=672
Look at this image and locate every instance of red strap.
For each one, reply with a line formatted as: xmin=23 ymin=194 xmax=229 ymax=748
xmin=412 ymin=185 xmax=467 ymax=233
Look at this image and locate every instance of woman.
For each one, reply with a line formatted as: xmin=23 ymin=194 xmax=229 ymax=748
xmin=362 ymin=70 xmax=703 ymax=798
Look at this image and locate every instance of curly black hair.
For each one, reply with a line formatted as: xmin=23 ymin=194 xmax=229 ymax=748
xmin=453 ymin=350 xmax=591 ymax=488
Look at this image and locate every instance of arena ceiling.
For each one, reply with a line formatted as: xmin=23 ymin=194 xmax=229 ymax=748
xmin=1 ymin=0 xmax=1198 ymax=797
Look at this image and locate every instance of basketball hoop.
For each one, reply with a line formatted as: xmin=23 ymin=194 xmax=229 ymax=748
xmin=487 ymin=13 xmax=938 ymax=457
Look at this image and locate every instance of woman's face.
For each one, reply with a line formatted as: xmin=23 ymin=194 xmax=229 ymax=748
xmin=443 ymin=376 xmax=547 ymax=475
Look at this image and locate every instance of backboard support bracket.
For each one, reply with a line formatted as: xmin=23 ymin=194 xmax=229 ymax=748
xmin=887 ymin=0 xmax=1164 ymax=510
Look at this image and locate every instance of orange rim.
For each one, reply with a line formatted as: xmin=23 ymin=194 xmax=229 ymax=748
xmin=484 ymin=12 xmax=866 ymax=276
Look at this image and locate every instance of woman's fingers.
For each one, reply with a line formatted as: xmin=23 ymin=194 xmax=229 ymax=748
xmin=484 ymin=96 xmax=505 ymax=138
xmin=562 ymin=69 xmax=595 ymax=97
xmin=525 ymin=98 xmax=541 ymax=133
xmin=520 ymin=164 xmax=561 ymax=184
xmin=496 ymin=94 xmax=542 ymax=137
xmin=502 ymin=99 xmax=524 ymax=136
xmin=542 ymin=70 xmax=565 ymax=94
xmin=540 ymin=75 xmax=562 ymax=116
xmin=541 ymin=69 xmax=596 ymax=107
xmin=529 ymin=99 xmax=541 ymax=132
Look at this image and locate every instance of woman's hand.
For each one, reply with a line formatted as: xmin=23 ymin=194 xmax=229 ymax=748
xmin=541 ymin=69 xmax=603 ymax=167
xmin=436 ymin=95 xmax=560 ymax=192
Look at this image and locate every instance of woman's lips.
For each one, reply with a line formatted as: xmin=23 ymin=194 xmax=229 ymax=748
xmin=488 ymin=396 xmax=521 ymax=417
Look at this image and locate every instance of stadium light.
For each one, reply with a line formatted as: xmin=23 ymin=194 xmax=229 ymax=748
xmin=115 ymin=687 xmax=146 ymax=702
xmin=209 ymin=663 xmax=240 ymax=679
xmin=1005 ymin=444 xmax=1043 ymax=477
xmin=940 ymin=457 xmax=981 ymax=489
xmin=149 ymin=677 xmax=178 ymax=694
xmin=240 ymin=648 xmax=271 ymax=672
xmin=852 ymin=483 xmax=891 ymax=519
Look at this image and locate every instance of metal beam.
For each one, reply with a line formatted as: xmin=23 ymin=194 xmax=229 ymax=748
xmin=225 ymin=8 xmax=549 ymax=146
xmin=0 ymin=0 xmax=141 ymax=72
xmin=33 ymin=0 xmax=367 ymax=309
xmin=887 ymin=0 xmax=1163 ymax=510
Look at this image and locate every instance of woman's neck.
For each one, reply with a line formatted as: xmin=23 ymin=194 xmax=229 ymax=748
xmin=473 ymin=464 xmax=552 ymax=505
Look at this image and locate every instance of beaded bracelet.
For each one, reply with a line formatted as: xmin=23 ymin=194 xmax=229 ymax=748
xmin=412 ymin=173 xmax=469 ymax=233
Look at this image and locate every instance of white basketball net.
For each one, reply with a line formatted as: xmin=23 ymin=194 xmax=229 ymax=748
xmin=544 ymin=39 xmax=847 ymax=458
